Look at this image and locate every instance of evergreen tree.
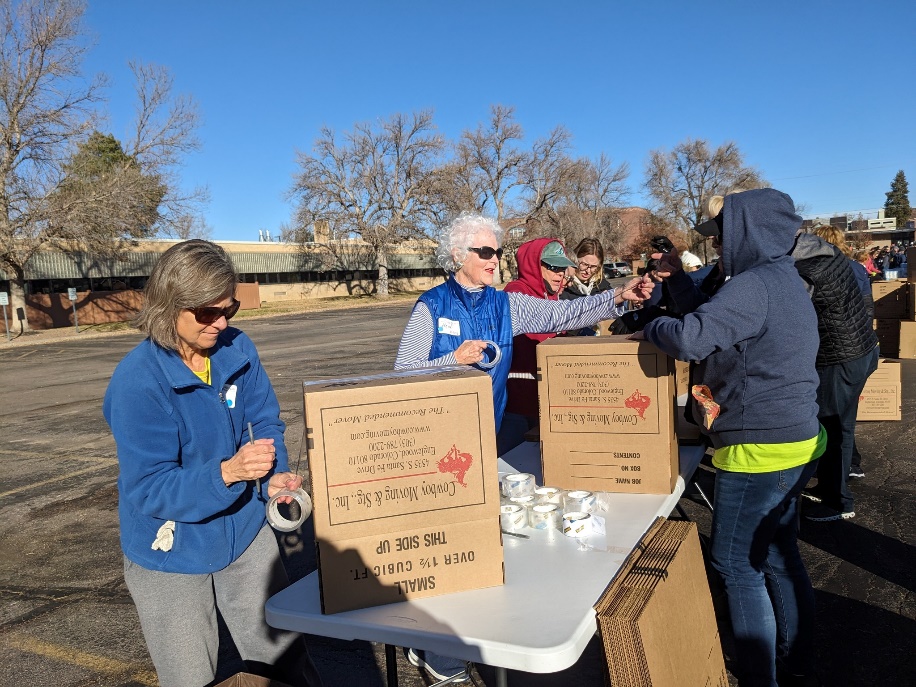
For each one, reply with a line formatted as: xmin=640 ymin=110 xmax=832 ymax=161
xmin=884 ymin=170 xmax=911 ymax=230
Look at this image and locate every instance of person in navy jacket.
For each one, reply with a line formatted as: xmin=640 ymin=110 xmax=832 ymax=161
xmin=104 ymin=240 xmax=321 ymax=687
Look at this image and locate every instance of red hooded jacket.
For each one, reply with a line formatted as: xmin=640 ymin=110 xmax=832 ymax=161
xmin=502 ymin=237 xmax=566 ymax=418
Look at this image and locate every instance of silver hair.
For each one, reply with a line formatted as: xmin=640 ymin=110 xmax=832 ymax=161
xmin=435 ymin=212 xmax=504 ymax=272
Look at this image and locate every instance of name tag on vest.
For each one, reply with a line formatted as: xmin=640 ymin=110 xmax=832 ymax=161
xmin=437 ymin=317 xmax=461 ymax=336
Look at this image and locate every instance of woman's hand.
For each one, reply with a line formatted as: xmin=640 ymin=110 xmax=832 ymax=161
xmin=267 ymin=472 xmax=304 ymax=502
xmin=618 ymin=275 xmax=655 ymax=303
xmin=454 ymin=339 xmax=488 ymax=365
xmin=650 ymin=251 xmax=682 ymax=280
xmin=221 ymin=438 xmax=276 ymax=486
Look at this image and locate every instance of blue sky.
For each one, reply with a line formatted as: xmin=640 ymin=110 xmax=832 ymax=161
xmin=82 ymin=0 xmax=916 ymax=241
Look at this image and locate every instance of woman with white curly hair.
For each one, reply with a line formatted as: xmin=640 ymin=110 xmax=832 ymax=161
xmin=396 ymin=212 xmax=653 ymax=446
xmin=395 ymin=212 xmax=653 ymax=682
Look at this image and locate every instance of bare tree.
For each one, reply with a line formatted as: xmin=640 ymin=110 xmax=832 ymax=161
xmin=550 ymin=153 xmax=631 ymax=255
xmin=0 ymin=0 xmax=205 ymax=331
xmin=644 ymin=138 xmax=766 ymax=256
xmin=0 ymin=0 xmax=103 ymax=329
xmin=126 ymin=60 xmax=208 ymax=238
xmin=518 ymin=125 xmax=578 ymax=230
xmin=290 ymin=110 xmax=444 ymax=296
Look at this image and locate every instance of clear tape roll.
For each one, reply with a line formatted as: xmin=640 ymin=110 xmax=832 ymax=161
xmin=503 ymin=473 xmax=536 ymax=498
xmin=266 ymin=488 xmax=313 ymax=532
xmin=530 ymin=504 xmax=561 ymax=531
xmin=500 ymin=504 xmax=526 ymax=532
xmin=534 ymin=486 xmax=563 ymax=505
xmin=509 ymin=495 xmax=536 ymax=511
xmin=562 ymin=511 xmax=592 ymax=538
xmin=564 ymin=490 xmax=597 ymax=513
xmin=476 ymin=340 xmax=502 ymax=370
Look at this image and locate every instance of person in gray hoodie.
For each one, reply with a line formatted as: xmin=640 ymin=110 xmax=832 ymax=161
xmin=640 ymin=188 xmax=824 ymax=687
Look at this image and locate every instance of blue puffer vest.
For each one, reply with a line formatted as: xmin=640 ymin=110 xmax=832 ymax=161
xmin=419 ymin=275 xmax=514 ymax=430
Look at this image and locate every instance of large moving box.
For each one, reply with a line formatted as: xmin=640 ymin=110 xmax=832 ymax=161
xmin=873 ymin=319 xmax=916 ymax=358
xmin=303 ymin=368 xmax=504 ymax=614
xmin=537 ymin=337 xmax=678 ymax=495
xmin=874 ymin=318 xmax=901 ymax=357
xmin=595 ymin=519 xmax=728 ymax=687
xmin=900 ymin=321 xmax=916 ymax=359
xmin=857 ymin=359 xmax=902 ymax=421
xmin=872 ymin=280 xmax=909 ymax=319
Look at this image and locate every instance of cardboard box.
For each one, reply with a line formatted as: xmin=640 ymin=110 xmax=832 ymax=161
xmin=900 ymin=321 xmax=916 ymax=359
xmin=857 ymin=359 xmax=902 ymax=421
xmin=674 ymin=359 xmax=690 ymax=399
xmin=303 ymin=368 xmax=504 ymax=614
xmin=874 ymin=318 xmax=901 ymax=357
xmin=595 ymin=519 xmax=728 ymax=687
xmin=536 ymin=337 xmax=678 ymax=494
xmin=872 ymin=280 xmax=909 ymax=319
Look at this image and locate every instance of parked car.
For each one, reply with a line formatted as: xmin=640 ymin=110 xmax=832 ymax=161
xmin=603 ymin=261 xmax=633 ymax=279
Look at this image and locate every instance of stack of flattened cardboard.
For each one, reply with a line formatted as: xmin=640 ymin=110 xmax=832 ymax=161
xmin=595 ymin=519 xmax=727 ymax=687
xmin=303 ymin=367 xmax=504 ymax=614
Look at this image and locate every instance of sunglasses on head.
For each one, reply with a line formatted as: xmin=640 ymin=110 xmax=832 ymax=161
xmin=541 ymin=262 xmax=567 ymax=274
xmin=190 ymin=298 xmax=240 ymax=325
xmin=467 ymin=246 xmax=504 ymax=261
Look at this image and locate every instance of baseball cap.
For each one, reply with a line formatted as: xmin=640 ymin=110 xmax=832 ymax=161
xmin=694 ymin=214 xmax=723 ymax=237
xmin=540 ymin=241 xmax=577 ymax=268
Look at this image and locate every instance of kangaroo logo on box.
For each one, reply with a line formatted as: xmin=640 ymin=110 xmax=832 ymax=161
xmin=437 ymin=445 xmax=473 ymax=487
xmin=624 ymin=390 xmax=651 ymax=419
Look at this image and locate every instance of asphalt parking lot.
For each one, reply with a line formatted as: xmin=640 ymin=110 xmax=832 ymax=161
xmin=0 ymin=300 xmax=913 ymax=687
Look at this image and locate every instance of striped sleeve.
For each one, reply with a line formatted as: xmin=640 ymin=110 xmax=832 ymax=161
xmin=394 ymin=302 xmax=459 ymax=369
xmin=508 ymin=289 xmax=627 ymax=336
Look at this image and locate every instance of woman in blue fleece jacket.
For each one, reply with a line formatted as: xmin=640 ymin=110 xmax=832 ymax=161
xmin=641 ymin=189 xmax=825 ymax=687
xmin=104 ymin=240 xmax=321 ymax=687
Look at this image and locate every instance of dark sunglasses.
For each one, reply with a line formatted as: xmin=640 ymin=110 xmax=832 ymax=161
xmin=190 ymin=298 xmax=240 ymax=325
xmin=467 ymin=246 xmax=504 ymax=261
xmin=541 ymin=262 xmax=567 ymax=274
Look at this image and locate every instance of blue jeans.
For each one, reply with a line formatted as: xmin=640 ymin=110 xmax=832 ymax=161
xmin=710 ymin=460 xmax=819 ymax=687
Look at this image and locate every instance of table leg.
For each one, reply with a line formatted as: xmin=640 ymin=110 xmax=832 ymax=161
xmin=496 ymin=666 xmax=508 ymax=687
xmin=385 ymin=644 xmax=398 ymax=686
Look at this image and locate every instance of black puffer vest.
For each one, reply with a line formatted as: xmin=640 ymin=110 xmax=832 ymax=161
xmin=793 ymin=239 xmax=877 ymax=367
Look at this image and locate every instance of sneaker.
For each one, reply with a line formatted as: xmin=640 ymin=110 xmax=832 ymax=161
xmin=800 ymin=489 xmax=822 ymax=503
xmin=406 ymin=648 xmax=471 ymax=683
xmin=804 ymin=503 xmax=854 ymax=522
xmin=848 ymin=466 xmax=865 ymax=478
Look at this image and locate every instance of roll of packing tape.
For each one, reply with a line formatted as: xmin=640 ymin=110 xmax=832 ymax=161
xmin=534 ymin=486 xmax=563 ymax=505
xmin=564 ymin=489 xmax=597 ymax=513
xmin=562 ymin=511 xmax=592 ymax=538
xmin=476 ymin=340 xmax=502 ymax=370
xmin=500 ymin=504 xmax=527 ymax=532
xmin=530 ymin=503 xmax=561 ymax=531
xmin=509 ymin=495 xmax=536 ymax=514
xmin=503 ymin=473 xmax=536 ymax=498
xmin=266 ymin=488 xmax=312 ymax=532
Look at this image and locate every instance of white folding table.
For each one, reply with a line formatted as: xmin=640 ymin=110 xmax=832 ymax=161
xmin=266 ymin=442 xmax=706 ymax=686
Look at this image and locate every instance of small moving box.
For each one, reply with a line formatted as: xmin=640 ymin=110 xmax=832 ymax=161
xmin=596 ymin=519 xmax=728 ymax=687
xmin=303 ymin=367 xmax=504 ymax=614
xmin=857 ymin=359 xmax=902 ymax=421
xmin=537 ymin=337 xmax=678 ymax=495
